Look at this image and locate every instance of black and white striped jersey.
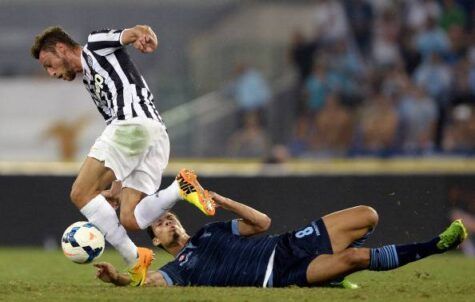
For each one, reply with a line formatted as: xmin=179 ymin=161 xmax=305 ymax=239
xmin=81 ymin=29 xmax=162 ymax=125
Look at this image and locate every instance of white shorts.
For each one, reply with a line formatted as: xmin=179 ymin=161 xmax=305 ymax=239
xmin=88 ymin=117 xmax=169 ymax=195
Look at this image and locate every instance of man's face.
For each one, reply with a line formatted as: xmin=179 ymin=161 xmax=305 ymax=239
xmin=150 ymin=213 xmax=186 ymax=246
xmin=38 ymin=45 xmax=76 ymax=81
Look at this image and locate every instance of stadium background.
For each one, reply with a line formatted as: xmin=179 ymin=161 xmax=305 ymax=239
xmin=1 ymin=0 xmax=475 ymax=255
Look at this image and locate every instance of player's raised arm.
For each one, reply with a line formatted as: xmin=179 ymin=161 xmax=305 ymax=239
xmin=121 ymin=25 xmax=158 ymax=53
xmin=210 ymin=192 xmax=271 ymax=236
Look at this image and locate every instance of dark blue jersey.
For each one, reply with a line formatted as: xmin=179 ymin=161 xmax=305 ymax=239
xmin=158 ymin=220 xmax=279 ymax=287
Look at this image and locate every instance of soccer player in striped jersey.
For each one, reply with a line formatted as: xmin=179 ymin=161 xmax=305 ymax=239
xmin=94 ymin=192 xmax=468 ymax=288
xmin=31 ymin=26 xmax=215 ymax=286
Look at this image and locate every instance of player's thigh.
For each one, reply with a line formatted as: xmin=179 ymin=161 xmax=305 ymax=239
xmin=306 ymin=248 xmax=370 ymax=284
xmin=119 ymin=187 xmax=146 ymax=230
xmin=323 ymin=206 xmax=378 ymax=253
xmin=71 ymin=157 xmax=116 ymax=208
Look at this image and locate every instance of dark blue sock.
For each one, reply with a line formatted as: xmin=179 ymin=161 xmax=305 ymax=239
xmin=369 ymin=237 xmax=441 ymax=271
xmin=395 ymin=237 xmax=441 ymax=266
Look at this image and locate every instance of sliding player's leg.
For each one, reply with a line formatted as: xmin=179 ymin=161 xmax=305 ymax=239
xmin=302 ymin=205 xmax=376 ymax=288
xmin=367 ymin=219 xmax=467 ymax=271
xmin=306 ymin=248 xmax=370 ymax=284
xmin=71 ymin=157 xmax=139 ymax=267
xmin=305 ymin=220 xmax=468 ymax=285
xmin=320 ymin=205 xmax=378 ymax=287
xmin=322 ymin=205 xmax=379 ymax=253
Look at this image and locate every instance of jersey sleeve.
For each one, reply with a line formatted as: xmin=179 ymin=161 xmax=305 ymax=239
xmin=86 ymin=29 xmax=124 ymax=56
xmin=205 ymin=220 xmax=241 ymax=236
xmin=158 ymin=263 xmax=185 ymax=286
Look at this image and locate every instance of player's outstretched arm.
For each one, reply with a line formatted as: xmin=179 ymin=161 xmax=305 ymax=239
xmin=94 ymin=262 xmax=168 ymax=287
xmin=210 ymin=191 xmax=271 ymax=237
xmin=144 ymin=270 xmax=169 ymax=287
xmin=94 ymin=262 xmax=131 ymax=286
xmin=121 ymin=25 xmax=158 ymax=53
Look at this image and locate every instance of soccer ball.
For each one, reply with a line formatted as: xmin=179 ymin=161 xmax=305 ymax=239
xmin=61 ymin=221 xmax=105 ymax=264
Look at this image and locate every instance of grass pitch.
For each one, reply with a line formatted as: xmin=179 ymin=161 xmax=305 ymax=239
xmin=1 ymin=247 xmax=474 ymax=302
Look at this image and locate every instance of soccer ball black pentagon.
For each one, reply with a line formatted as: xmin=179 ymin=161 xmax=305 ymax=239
xmin=61 ymin=221 xmax=105 ymax=264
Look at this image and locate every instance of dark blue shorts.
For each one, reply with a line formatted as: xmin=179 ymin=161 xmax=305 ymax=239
xmin=272 ymin=218 xmax=333 ymax=287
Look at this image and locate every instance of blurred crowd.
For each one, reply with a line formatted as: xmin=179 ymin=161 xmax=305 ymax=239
xmin=289 ymin=0 xmax=475 ymax=158
xmin=227 ymin=0 xmax=475 ymax=159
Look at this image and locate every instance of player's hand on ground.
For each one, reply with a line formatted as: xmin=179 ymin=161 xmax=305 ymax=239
xmin=94 ymin=262 xmax=119 ymax=283
xmin=133 ymin=25 xmax=158 ymax=53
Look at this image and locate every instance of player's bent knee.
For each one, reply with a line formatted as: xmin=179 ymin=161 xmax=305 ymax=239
xmin=70 ymin=184 xmax=99 ymax=208
xmin=355 ymin=205 xmax=379 ymax=228
xmin=70 ymin=185 xmax=88 ymax=207
xmin=341 ymin=248 xmax=370 ymax=269
xmin=365 ymin=206 xmax=379 ymax=228
xmin=363 ymin=206 xmax=379 ymax=227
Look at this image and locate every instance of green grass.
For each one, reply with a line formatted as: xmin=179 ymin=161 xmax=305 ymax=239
xmin=1 ymin=248 xmax=475 ymax=302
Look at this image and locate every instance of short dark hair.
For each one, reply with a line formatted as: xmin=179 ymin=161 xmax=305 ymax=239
xmin=146 ymin=211 xmax=179 ymax=250
xmin=146 ymin=226 xmax=156 ymax=241
xmin=31 ymin=26 xmax=79 ymax=59
xmin=146 ymin=225 xmax=164 ymax=250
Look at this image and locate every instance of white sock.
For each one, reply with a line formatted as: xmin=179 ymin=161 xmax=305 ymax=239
xmin=134 ymin=180 xmax=181 ymax=229
xmin=80 ymin=194 xmax=137 ymax=265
